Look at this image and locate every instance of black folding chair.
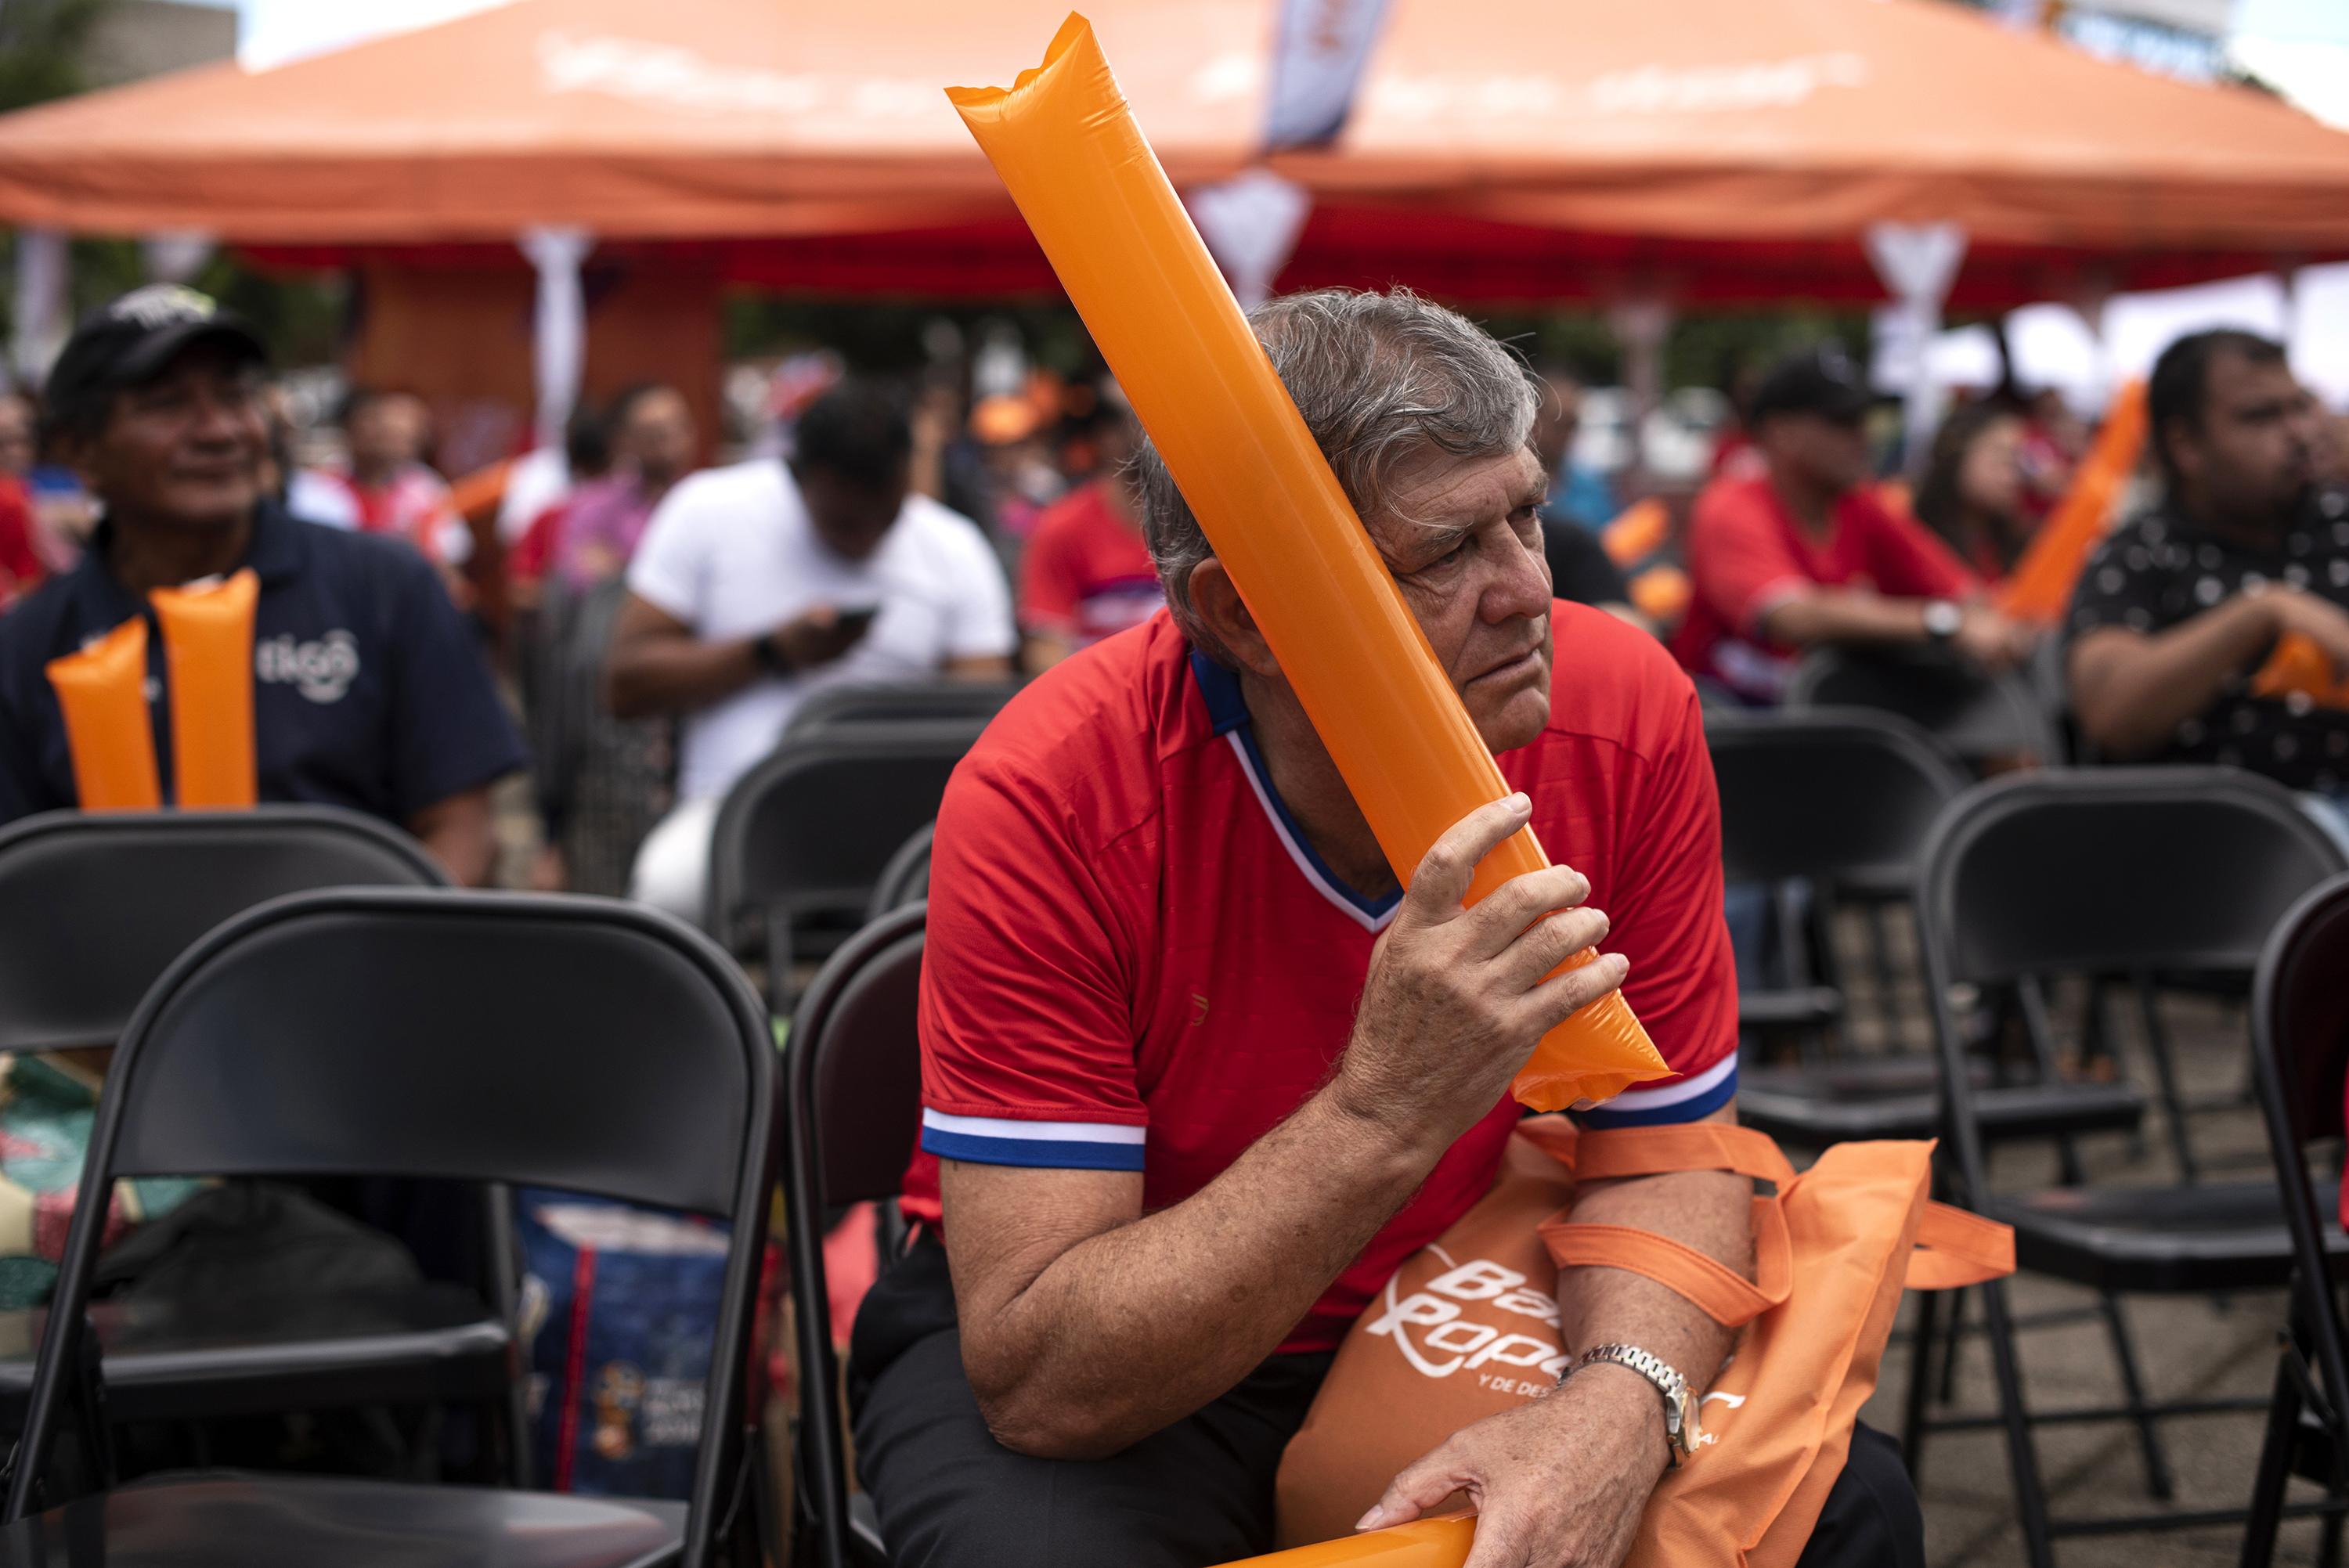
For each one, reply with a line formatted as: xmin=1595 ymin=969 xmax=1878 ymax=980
xmin=782 ymin=681 xmax=1019 ymax=741
xmin=782 ymin=905 xmax=925 ymax=1568
xmin=1709 ymin=712 xmax=2142 ymax=1151
xmin=0 ymin=809 xmax=524 ymax=1470
xmin=2242 ymin=873 xmax=2349 ymax=1568
xmin=0 ymin=889 xmax=779 ymax=1568
xmin=867 ymin=823 xmax=934 ymax=924
xmin=709 ymin=721 xmax=981 ymax=1013
xmin=1915 ymin=770 xmax=2349 ymax=1565
xmin=1786 ymin=643 xmax=2062 ymax=771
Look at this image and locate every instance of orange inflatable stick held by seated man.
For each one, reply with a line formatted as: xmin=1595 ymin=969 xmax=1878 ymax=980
xmin=948 ymin=16 xmax=1669 ymax=1112
xmin=45 ymin=618 xmax=162 ymax=811
xmin=1217 ymin=1516 xmax=1476 ymax=1568
xmin=150 ymin=568 xmax=260 ymax=809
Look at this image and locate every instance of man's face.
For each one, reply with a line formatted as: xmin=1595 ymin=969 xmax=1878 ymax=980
xmin=1758 ymin=409 xmax=1871 ymax=497
xmin=1531 ymin=376 xmax=1581 ymax=478
xmin=795 ymin=463 xmax=907 ymax=562
xmin=2168 ymin=350 xmax=2317 ymax=527
xmin=0 ymin=395 xmax=34 ymax=478
xmin=66 ymin=343 xmax=267 ymax=531
xmin=348 ymin=393 xmax=429 ymax=471
xmin=621 ymin=388 xmax=696 ymax=485
xmin=1368 ymin=444 xmax=1555 ymax=755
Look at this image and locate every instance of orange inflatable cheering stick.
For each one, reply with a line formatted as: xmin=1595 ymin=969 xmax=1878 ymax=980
xmin=45 ymin=618 xmax=163 ymax=811
xmin=1215 ymin=1517 xmax=1475 ymax=1568
xmin=949 ymin=16 xmax=1669 ymax=1110
xmin=150 ymin=569 xmax=260 ymax=808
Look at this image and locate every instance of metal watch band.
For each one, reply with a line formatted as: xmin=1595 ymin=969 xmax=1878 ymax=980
xmin=1573 ymin=1343 xmax=1701 ymax=1466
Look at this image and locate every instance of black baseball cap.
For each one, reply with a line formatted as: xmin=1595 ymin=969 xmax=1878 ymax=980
xmin=41 ymin=283 xmax=267 ymax=440
xmin=1746 ymin=346 xmax=1873 ymax=428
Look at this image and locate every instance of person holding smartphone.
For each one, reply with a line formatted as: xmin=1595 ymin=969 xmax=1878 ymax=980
xmin=606 ymin=379 xmax=1016 ymax=921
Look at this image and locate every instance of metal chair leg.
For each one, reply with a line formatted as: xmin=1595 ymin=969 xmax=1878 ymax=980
xmin=2324 ymin=1509 xmax=2345 ymax=1568
xmin=2131 ymin=971 xmax=2201 ymax=1184
xmin=1939 ymin=1281 xmax=1969 ymax=1404
xmin=1982 ymin=1277 xmax=2060 ymax=1568
xmin=1864 ymin=899 xmax=1907 ymax=1053
xmin=2096 ymin=1290 xmax=2176 ymax=1501
xmin=2238 ymin=1348 xmax=2301 ymax=1568
xmin=1902 ymin=1284 xmax=1940 ymax=1485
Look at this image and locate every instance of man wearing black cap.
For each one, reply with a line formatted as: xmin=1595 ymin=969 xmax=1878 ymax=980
xmin=1672 ymin=346 xmax=2033 ymax=704
xmin=0 ymin=285 xmax=525 ymax=882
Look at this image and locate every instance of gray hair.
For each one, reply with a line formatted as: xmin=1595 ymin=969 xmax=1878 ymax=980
xmin=1135 ymin=287 xmax=1539 ymax=665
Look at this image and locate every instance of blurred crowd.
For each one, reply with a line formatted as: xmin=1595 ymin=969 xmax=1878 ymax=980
xmin=5 ymin=282 xmax=2348 ymax=902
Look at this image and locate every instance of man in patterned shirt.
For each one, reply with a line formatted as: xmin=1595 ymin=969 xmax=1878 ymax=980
xmin=2068 ymin=330 xmax=2349 ymax=813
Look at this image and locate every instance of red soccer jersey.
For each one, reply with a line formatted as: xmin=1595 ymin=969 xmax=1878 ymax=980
xmin=900 ymin=607 xmax=1738 ymax=1354
xmin=1671 ymin=472 xmax=1977 ymax=703
xmin=1016 ymin=481 xmax=1164 ymax=648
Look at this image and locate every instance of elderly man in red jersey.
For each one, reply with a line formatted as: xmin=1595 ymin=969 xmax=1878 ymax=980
xmin=848 ymin=290 xmax=1922 ymax=1568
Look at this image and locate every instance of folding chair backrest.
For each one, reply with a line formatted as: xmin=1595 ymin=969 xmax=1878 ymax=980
xmin=782 ymin=904 xmax=926 ymax=1568
xmin=782 ymin=680 xmax=1018 ymax=741
xmin=10 ymin=889 xmax=777 ymax=1550
xmin=0 ymin=807 xmax=444 ymax=1054
xmin=708 ymin=720 xmax=985 ymax=949
xmin=868 ymin=821 xmax=935 ymax=923
xmin=1918 ymin=768 xmax=2349 ymax=989
xmin=1705 ymin=707 xmax=1968 ymax=888
xmin=788 ymin=904 xmax=926 ymax=1213
xmin=2254 ymin=873 xmax=2349 ymax=1152
xmin=1786 ymin=645 xmax=2058 ymax=766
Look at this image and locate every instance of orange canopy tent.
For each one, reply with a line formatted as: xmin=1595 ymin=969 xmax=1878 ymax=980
xmin=0 ymin=0 xmax=2344 ymax=308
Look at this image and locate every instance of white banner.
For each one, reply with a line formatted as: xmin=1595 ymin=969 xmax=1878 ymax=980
xmin=1265 ymin=0 xmax=1392 ymax=149
xmin=519 ymin=225 xmax=594 ymax=450
xmin=10 ymin=229 xmax=69 ymax=391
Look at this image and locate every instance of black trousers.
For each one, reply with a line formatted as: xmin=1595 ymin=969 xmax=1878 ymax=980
xmin=848 ymin=1235 xmax=1925 ymax=1568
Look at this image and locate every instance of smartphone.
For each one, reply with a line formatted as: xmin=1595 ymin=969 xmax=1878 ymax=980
xmin=833 ymin=604 xmax=882 ymax=638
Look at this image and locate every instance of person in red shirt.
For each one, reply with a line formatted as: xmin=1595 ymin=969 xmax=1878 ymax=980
xmin=850 ymin=290 xmax=1920 ymax=1568
xmin=1016 ymin=386 xmax=1163 ymax=671
xmin=1672 ymin=347 xmax=2032 ymax=705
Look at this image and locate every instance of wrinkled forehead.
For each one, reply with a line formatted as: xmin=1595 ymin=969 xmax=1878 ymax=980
xmin=1366 ymin=443 xmax=1545 ymax=539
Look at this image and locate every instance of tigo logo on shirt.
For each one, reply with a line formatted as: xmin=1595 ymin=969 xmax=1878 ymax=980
xmin=255 ymin=631 xmax=360 ymax=705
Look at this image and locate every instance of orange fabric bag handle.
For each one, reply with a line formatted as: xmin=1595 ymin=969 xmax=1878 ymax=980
xmin=45 ymin=618 xmax=162 ymax=811
xmin=150 ymin=568 xmax=258 ymax=809
xmin=1537 ymin=1123 xmax=1799 ymax=1327
xmin=1542 ymin=1199 xmax=1793 ymax=1328
xmin=947 ymin=16 xmax=1669 ymax=1113
xmin=1997 ymin=380 xmax=2148 ymax=625
xmin=1903 ymin=1202 xmax=2015 ymax=1290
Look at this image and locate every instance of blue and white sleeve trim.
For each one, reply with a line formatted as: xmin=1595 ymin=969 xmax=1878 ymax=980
xmin=1575 ymin=1054 xmax=1738 ymax=1129
xmin=920 ymin=1108 xmax=1147 ymax=1171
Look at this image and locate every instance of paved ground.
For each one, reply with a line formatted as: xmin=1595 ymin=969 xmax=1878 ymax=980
xmin=1835 ymin=912 xmax=2332 ymax=1567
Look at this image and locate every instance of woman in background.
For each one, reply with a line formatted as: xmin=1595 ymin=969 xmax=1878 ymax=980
xmin=1914 ymin=398 xmax=2033 ymax=586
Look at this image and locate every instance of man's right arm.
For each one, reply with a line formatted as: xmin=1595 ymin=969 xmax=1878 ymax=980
xmin=602 ymin=592 xmax=770 ymax=720
xmin=2070 ymin=587 xmax=2349 ymax=759
xmin=941 ymin=795 xmax=1629 ymax=1460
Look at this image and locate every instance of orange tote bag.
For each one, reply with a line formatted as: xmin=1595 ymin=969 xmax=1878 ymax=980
xmin=1266 ymin=1124 xmax=2010 ymax=1566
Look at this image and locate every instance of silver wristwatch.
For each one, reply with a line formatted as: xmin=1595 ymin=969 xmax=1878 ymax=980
xmin=1571 ymin=1343 xmax=1703 ymax=1466
xmin=1922 ymin=598 xmax=1963 ymax=643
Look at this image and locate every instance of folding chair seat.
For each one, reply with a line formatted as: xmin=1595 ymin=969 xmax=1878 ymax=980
xmin=709 ymin=723 xmax=983 ymax=1011
xmin=0 ymin=809 xmax=520 ymax=1462
xmin=0 ymin=889 xmax=780 ymax=1568
xmin=1911 ymin=770 xmax=2349 ymax=1565
xmin=1994 ymin=1177 xmax=2349 ymax=1296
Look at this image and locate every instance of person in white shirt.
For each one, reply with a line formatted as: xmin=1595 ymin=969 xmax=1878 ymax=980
xmin=606 ymin=380 xmax=1016 ymax=921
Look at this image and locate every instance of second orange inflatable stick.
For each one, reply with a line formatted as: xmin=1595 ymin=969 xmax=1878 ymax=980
xmin=949 ymin=16 xmax=1669 ymax=1109
xmin=150 ymin=568 xmax=259 ymax=809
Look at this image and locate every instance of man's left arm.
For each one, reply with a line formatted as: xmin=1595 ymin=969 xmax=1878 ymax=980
xmin=940 ymin=521 xmax=1018 ymax=683
xmin=384 ymin=553 xmax=527 ymax=882
xmin=1363 ymin=678 xmax=1749 ymax=1568
xmin=407 ymin=786 xmax=498 ymax=887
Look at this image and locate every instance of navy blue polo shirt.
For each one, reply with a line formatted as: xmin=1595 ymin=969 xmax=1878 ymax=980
xmin=0 ymin=503 xmax=526 ymax=827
